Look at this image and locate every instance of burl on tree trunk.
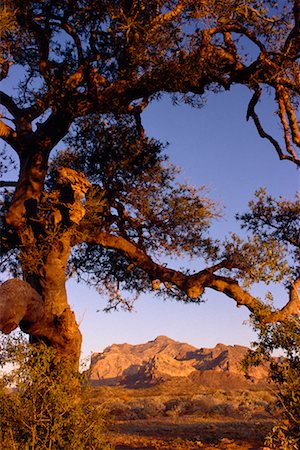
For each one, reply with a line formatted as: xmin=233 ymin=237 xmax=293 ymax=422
xmin=0 ymin=279 xmax=82 ymax=366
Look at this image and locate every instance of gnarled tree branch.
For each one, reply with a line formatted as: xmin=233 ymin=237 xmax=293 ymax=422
xmin=85 ymin=230 xmax=300 ymax=323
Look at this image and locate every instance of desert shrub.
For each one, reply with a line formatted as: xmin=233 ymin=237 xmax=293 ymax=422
xmin=214 ymin=401 xmax=235 ymax=416
xmin=189 ymin=396 xmax=221 ymax=416
xmin=243 ymin=318 xmax=300 ymax=449
xmin=140 ymin=398 xmax=166 ymax=418
xmin=0 ymin=334 xmax=112 ymax=450
xmin=121 ymin=398 xmax=165 ymax=419
xmin=165 ymin=405 xmax=182 ymax=418
xmin=105 ymin=398 xmax=129 ymax=416
xmin=164 ymin=398 xmax=191 ymax=417
xmin=105 ymin=396 xmax=167 ymax=420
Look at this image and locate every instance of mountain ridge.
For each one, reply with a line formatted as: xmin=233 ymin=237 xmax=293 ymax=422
xmin=89 ymin=336 xmax=268 ymax=388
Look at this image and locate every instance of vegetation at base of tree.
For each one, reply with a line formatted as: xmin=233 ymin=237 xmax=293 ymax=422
xmin=242 ymin=317 xmax=300 ymax=449
xmin=0 ymin=334 xmax=112 ymax=450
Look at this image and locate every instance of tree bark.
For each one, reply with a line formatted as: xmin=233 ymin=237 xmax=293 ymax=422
xmin=1 ymin=166 xmax=89 ymax=369
xmin=27 ymin=233 xmax=82 ymax=367
xmin=5 ymin=145 xmax=50 ymax=228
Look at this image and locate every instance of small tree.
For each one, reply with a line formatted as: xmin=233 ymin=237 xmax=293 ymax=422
xmin=0 ymin=334 xmax=112 ymax=449
xmin=243 ymin=319 xmax=300 ymax=450
xmin=240 ymin=191 xmax=300 ymax=449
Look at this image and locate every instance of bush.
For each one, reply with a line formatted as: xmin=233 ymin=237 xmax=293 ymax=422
xmin=243 ymin=318 xmax=300 ymax=449
xmin=0 ymin=334 xmax=112 ymax=449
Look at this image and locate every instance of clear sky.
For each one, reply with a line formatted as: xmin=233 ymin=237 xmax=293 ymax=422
xmin=66 ymin=85 xmax=299 ymax=359
xmin=1 ymin=70 xmax=299 ymax=360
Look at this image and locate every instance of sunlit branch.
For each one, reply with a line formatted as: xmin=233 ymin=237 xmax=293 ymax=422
xmin=277 ymin=89 xmax=297 ymax=158
xmin=277 ymin=86 xmax=300 ymax=146
xmin=0 ymin=119 xmax=16 ymax=143
xmin=209 ymin=25 xmax=267 ymax=53
xmin=279 ymin=78 xmax=300 ymax=95
xmin=248 ymin=6 xmax=279 ymax=23
xmin=150 ymin=0 xmax=187 ymax=31
xmin=270 ymin=277 xmax=300 ymax=321
xmin=247 ymin=87 xmax=300 ymax=166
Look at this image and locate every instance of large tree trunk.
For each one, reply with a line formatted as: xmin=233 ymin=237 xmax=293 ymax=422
xmin=1 ymin=164 xmax=91 ymax=370
xmin=25 ymin=232 xmax=82 ymax=367
xmin=0 ymin=235 xmax=82 ymax=368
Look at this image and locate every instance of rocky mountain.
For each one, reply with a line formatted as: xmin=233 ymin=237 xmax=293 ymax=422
xmin=89 ymin=336 xmax=269 ymax=388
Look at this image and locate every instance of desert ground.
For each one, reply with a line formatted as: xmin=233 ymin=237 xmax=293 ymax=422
xmin=90 ymin=381 xmax=276 ymax=449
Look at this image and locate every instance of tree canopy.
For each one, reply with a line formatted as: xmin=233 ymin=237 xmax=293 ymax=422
xmin=0 ymin=0 xmax=299 ymax=365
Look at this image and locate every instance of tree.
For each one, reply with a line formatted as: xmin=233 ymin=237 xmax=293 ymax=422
xmin=240 ymin=191 xmax=300 ymax=448
xmin=0 ymin=0 xmax=299 ymax=367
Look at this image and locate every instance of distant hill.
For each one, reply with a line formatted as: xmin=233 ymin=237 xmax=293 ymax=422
xmin=89 ymin=336 xmax=269 ymax=388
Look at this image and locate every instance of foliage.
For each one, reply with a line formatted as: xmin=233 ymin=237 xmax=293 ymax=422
xmin=0 ymin=334 xmax=112 ymax=450
xmin=237 ymin=189 xmax=300 ymax=272
xmin=242 ymin=318 xmax=300 ymax=449
xmin=59 ymin=116 xmax=219 ymax=260
xmin=219 ymin=189 xmax=299 ymax=290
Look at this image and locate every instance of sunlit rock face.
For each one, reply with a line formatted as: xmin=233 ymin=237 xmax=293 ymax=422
xmin=89 ymin=336 xmax=269 ymax=388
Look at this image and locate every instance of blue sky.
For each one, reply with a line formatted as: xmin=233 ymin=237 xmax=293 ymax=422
xmin=67 ymin=85 xmax=299 ymax=359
